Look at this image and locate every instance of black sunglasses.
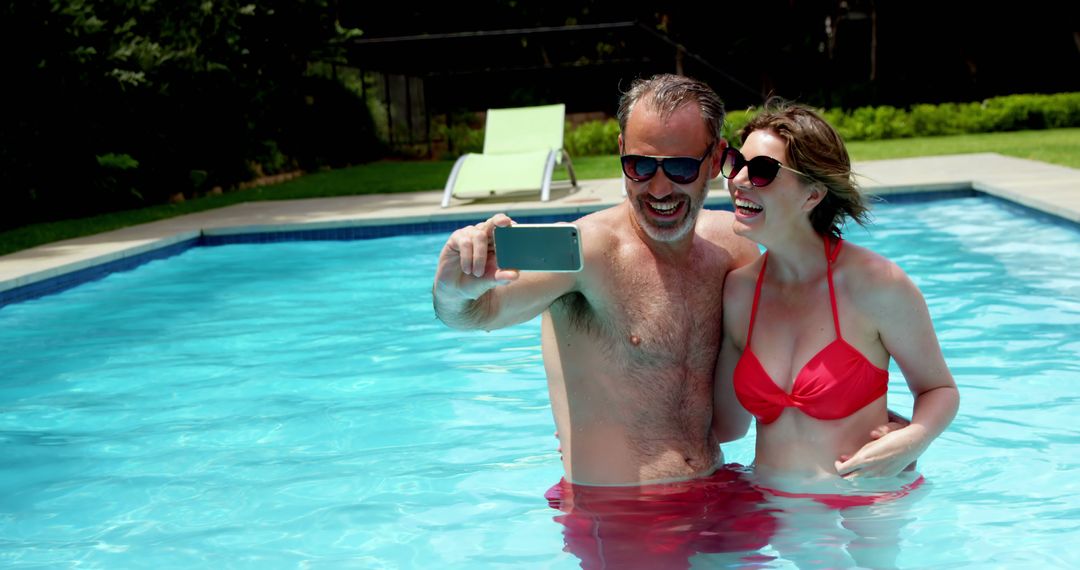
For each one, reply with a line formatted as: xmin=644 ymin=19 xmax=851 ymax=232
xmin=620 ymin=142 xmax=714 ymax=185
xmin=719 ymin=147 xmax=809 ymax=187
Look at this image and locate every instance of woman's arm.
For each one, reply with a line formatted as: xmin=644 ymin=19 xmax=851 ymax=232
xmin=836 ymin=261 xmax=960 ymax=478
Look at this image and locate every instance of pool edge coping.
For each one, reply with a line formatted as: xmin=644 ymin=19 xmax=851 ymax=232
xmin=0 ymin=181 xmax=1074 ymax=308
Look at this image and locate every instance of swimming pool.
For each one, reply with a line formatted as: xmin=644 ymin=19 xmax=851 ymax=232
xmin=1 ymin=196 xmax=1078 ymax=568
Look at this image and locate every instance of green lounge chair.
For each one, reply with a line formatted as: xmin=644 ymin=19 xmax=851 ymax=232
xmin=441 ymin=104 xmax=578 ymax=207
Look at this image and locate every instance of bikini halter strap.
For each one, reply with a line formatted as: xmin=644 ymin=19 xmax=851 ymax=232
xmin=825 ymin=237 xmax=843 ymax=336
xmin=746 ymin=237 xmax=845 ymax=345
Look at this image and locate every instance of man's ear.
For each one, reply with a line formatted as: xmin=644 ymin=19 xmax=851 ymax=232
xmin=708 ymin=138 xmax=728 ymax=179
xmin=617 ymin=133 xmax=624 ymax=154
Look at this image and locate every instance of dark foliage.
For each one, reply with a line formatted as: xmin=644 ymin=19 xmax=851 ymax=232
xmin=2 ymin=0 xmax=1076 ymax=231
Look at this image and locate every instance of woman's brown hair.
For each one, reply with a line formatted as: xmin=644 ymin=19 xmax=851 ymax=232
xmin=739 ymin=100 xmax=870 ymax=237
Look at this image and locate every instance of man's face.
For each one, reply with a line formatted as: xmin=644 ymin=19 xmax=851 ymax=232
xmin=619 ymin=103 xmax=720 ymax=244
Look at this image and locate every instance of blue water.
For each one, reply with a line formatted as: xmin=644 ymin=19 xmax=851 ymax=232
xmin=1 ymin=196 xmax=1079 ymax=568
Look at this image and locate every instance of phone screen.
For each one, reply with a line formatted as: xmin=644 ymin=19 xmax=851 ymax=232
xmin=493 ymin=224 xmax=582 ymax=272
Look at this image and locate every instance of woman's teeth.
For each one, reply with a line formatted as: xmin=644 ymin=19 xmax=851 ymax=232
xmin=735 ymin=198 xmax=762 ymax=214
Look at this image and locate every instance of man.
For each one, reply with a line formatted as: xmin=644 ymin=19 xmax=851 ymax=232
xmin=433 ymin=74 xmax=758 ymax=485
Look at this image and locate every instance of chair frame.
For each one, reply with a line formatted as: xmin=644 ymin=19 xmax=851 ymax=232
xmin=440 ymin=105 xmax=578 ymax=208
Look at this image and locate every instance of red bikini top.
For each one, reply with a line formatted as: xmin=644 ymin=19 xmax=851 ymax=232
xmin=733 ymin=239 xmax=888 ymax=424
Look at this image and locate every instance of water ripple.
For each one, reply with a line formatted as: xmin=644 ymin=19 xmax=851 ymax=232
xmin=1 ymin=200 xmax=1079 ymax=568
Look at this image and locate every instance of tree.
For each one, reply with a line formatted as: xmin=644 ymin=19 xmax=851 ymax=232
xmin=0 ymin=0 xmax=371 ymax=230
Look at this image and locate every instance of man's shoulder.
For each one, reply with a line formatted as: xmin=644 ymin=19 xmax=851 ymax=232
xmin=700 ymin=207 xmax=736 ymax=222
xmin=574 ymin=204 xmax=621 ymax=226
xmin=697 ymin=209 xmax=757 ymax=265
xmin=696 ymin=208 xmax=738 ymax=241
xmin=725 ymin=256 xmax=761 ymax=284
xmin=574 ymin=205 xmax=625 ymax=248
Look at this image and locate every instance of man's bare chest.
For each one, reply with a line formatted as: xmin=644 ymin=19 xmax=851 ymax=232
xmin=599 ymin=266 xmax=725 ymax=365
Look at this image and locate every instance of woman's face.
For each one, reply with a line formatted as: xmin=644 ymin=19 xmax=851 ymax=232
xmin=726 ymin=129 xmax=812 ymax=240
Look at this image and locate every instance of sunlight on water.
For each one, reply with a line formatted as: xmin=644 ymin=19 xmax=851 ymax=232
xmin=1 ymin=197 xmax=1078 ymax=568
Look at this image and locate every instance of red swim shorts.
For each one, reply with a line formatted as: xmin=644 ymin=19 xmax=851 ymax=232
xmin=545 ymin=465 xmax=778 ymax=569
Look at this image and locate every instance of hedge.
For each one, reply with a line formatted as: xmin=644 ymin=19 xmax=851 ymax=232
xmin=450 ymin=92 xmax=1080 ymax=158
xmin=777 ymin=92 xmax=1079 ymax=143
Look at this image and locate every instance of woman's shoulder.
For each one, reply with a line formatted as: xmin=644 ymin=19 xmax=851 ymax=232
xmin=838 ymin=241 xmax=906 ymax=282
xmin=837 ymin=240 xmax=923 ymax=307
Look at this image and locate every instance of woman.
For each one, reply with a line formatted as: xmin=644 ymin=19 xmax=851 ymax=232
xmin=715 ymin=102 xmax=959 ymax=491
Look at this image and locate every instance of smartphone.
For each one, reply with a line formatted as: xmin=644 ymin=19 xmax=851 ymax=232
xmin=493 ymin=224 xmax=583 ymax=272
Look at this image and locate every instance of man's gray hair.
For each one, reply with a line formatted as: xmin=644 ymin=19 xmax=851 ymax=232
xmin=616 ymin=74 xmax=726 ymax=144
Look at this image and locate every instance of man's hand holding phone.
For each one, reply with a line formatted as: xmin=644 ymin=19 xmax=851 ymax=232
xmin=435 ymin=213 xmax=521 ymax=303
xmin=435 ymin=213 xmax=584 ymax=314
xmin=493 ymin=223 xmax=583 ymax=272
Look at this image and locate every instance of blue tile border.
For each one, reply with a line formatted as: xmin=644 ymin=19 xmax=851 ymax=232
xmin=980 ymin=193 xmax=1080 ymax=233
xmin=870 ymin=187 xmax=977 ymax=204
xmin=0 ymin=237 xmax=201 ymax=308
xmin=2 ymin=187 xmax=1076 ymax=309
xmin=199 ymin=212 xmax=626 ymax=245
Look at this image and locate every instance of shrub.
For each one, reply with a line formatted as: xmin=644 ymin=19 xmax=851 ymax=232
xmin=909 ymin=103 xmax=952 ymax=137
xmin=439 ymin=123 xmax=485 ymax=157
xmin=280 ymin=76 xmax=383 ymax=171
xmin=981 ymin=93 xmax=1080 ymax=131
xmin=1041 ymin=93 xmax=1080 ymax=127
xmin=94 ymin=153 xmax=144 ymax=205
xmin=431 ymin=93 xmax=1079 ymax=163
xmin=253 ymin=140 xmax=291 ymax=176
xmin=564 ymin=119 xmax=620 ymax=157
xmin=723 ymin=107 xmax=760 ymax=142
xmin=845 ymin=93 xmax=1080 ymax=141
xmin=96 ymin=153 xmax=139 ymax=171
xmin=438 ymin=118 xmax=618 ymax=159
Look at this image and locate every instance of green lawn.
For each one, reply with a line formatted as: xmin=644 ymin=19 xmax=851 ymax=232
xmin=2 ymin=128 xmax=1077 ymax=256
xmin=846 ymin=128 xmax=1080 ymax=166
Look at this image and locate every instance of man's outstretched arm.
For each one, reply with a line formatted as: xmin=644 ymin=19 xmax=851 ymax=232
xmin=433 ymin=213 xmax=577 ymax=331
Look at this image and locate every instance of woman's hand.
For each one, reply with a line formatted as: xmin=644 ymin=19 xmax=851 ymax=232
xmin=836 ymin=424 xmax=926 ymax=478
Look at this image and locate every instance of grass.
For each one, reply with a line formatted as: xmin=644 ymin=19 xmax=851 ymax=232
xmin=846 ymin=128 xmax=1080 ymax=166
xmin=2 ymin=128 xmax=1078 ymax=256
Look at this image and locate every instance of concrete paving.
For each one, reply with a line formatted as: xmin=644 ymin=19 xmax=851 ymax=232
xmin=1 ymin=152 xmax=1078 ymax=299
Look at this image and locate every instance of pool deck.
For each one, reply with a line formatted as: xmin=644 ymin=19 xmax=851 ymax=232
xmin=2 ymin=152 xmax=1078 ymax=301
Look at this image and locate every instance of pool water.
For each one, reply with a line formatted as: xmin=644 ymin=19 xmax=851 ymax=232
xmin=1 ymin=196 xmax=1079 ymax=568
